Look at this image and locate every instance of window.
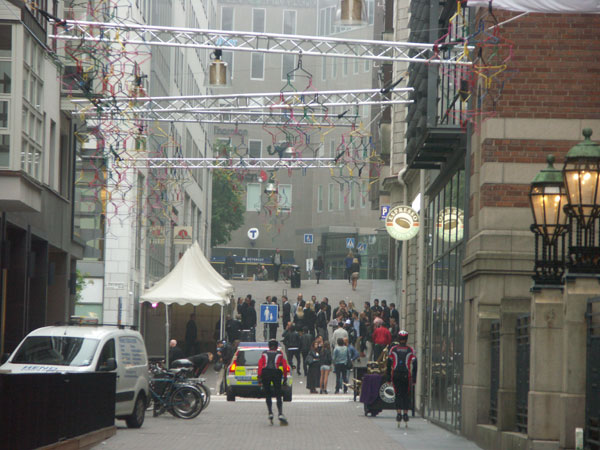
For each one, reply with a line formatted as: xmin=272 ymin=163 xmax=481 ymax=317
xmin=331 ymin=59 xmax=337 ymax=79
xmin=246 ymin=183 xmax=261 ymax=212
xmin=364 ymin=59 xmax=370 ymax=72
xmin=251 ymin=53 xmax=264 ymax=80
xmin=322 ymin=57 xmax=327 ymax=81
xmin=328 ymin=183 xmax=334 ymax=211
xmin=354 ymin=58 xmax=360 ymax=75
xmin=279 ymin=184 xmax=292 ymax=211
xmin=338 ymin=184 xmax=345 ymax=209
xmin=317 ymin=185 xmax=323 ymax=212
xmin=281 ymin=11 xmax=297 ymax=81
xmin=96 ymin=339 xmax=116 ymax=371
xmin=350 ymin=183 xmax=356 ymax=209
xmin=249 ymin=140 xmax=262 ymax=158
xmin=221 ymin=7 xmax=234 ymax=79
xmin=330 ymin=140 xmax=335 ymax=158
xmin=360 ymin=181 xmax=367 ymax=208
xmin=367 ymin=0 xmax=374 ymax=24
xmin=343 ymin=58 xmax=348 ymax=77
xmin=21 ymin=33 xmax=43 ymax=180
xmin=251 ymin=9 xmax=265 ymax=80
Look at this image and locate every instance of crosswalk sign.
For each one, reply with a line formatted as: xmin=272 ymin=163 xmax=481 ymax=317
xmin=304 ymin=234 xmax=314 ymax=244
xmin=357 ymin=242 xmax=367 ymax=253
xmin=346 ymin=237 xmax=355 ymax=249
xmin=260 ymin=304 xmax=278 ymax=323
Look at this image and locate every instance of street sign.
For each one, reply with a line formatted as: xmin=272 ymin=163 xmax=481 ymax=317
xmin=260 ymin=304 xmax=278 ymax=323
xmin=346 ymin=237 xmax=355 ymax=249
xmin=247 ymin=228 xmax=259 ymax=240
xmin=380 ymin=205 xmax=390 ymax=220
xmin=357 ymin=242 xmax=367 ymax=253
xmin=304 ymin=233 xmax=314 ymax=244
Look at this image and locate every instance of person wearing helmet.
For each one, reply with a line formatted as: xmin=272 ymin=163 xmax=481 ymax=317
xmin=387 ymin=330 xmax=417 ymax=426
xmin=257 ymin=339 xmax=290 ymax=425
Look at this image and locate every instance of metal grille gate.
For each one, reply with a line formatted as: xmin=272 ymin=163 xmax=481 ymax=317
xmin=515 ymin=315 xmax=530 ymax=433
xmin=490 ymin=320 xmax=500 ymax=425
xmin=586 ymin=298 xmax=600 ymax=450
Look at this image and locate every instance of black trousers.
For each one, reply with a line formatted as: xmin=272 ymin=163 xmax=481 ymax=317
xmin=374 ymin=344 xmax=386 ymax=361
xmin=262 ymin=369 xmax=283 ymax=415
xmin=287 ymin=349 xmax=301 ymax=373
xmin=301 ymin=351 xmax=309 ymax=376
xmin=393 ymin=375 xmax=411 ymax=410
xmin=273 ymin=264 xmax=281 ymax=282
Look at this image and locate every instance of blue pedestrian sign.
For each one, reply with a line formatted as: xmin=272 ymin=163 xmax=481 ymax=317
xmin=260 ymin=304 xmax=278 ymax=323
xmin=304 ymin=233 xmax=314 ymax=244
xmin=357 ymin=242 xmax=367 ymax=253
xmin=346 ymin=237 xmax=355 ymax=249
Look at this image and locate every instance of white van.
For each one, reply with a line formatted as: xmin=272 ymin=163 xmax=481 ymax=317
xmin=0 ymin=324 xmax=150 ymax=428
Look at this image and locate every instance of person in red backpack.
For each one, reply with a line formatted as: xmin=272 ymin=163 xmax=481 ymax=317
xmin=258 ymin=339 xmax=290 ymax=425
xmin=387 ymin=330 xmax=417 ymax=425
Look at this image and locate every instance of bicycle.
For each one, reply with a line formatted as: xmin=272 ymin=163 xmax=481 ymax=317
xmin=280 ymin=264 xmax=293 ymax=284
xmin=148 ymin=364 xmax=204 ymax=419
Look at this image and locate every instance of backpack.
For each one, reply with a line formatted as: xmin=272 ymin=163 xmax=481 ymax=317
xmin=393 ymin=347 xmax=410 ymax=382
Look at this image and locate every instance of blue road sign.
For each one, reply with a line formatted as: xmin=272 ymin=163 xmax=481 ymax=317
xmin=260 ymin=304 xmax=279 ymax=323
xmin=304 ymin=233 xmax=314 ymax=244
xmin=357 ymin=242 xmax=367 ymax=253
xmin=380 ymin=205 xmax=390 ymax=220
xmin=346 ymin=237 xmax=355 ymax=249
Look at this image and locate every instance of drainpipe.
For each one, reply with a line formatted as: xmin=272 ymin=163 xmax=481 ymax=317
xmin=396 ymin=156 xmax=408 ymax=329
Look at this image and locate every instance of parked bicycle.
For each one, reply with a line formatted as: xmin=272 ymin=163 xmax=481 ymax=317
xmin=148 ymin=363 xmax=204 ymax=419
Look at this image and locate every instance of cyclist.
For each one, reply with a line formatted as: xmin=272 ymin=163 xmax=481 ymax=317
xmin=257 ymin=339 xmax=290 ymax=425
xmin=387 ymin=330 xmax=417 ymax=426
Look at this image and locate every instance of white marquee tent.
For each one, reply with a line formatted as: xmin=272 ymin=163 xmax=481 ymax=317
xmin=140 ymin=242 xmax=234 ymax=365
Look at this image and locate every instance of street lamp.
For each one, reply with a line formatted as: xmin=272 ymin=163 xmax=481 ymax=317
xmin=562 ymin=128 xmax=600 ymax=273
xmin=529 ymin=154 xmax=568 ymax=284
xmin=340 ymin=0 xmax=365 ymax=25
xmin=208 ymin=49 xmax=228 ymax=87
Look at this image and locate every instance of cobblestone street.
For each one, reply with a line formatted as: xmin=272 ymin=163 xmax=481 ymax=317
xmin=100 ymin=394 xmax=482 ymax=450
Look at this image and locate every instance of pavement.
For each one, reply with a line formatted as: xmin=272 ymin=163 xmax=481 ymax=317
xmin=99 ymin=394 xmax=482 ymax=450
xmin=98 ymin=365 xmax=482 ymax=450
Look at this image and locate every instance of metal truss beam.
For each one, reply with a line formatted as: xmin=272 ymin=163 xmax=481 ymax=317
xmin=73 ymin=87 xmax=413 ymax=112
xmin=115 ymin=157 xmax=339 ymax=170
xmin=51 ymin=20 xmax=472 ymax=65
xmin=83 ymin=110 xmax=361 ymax=127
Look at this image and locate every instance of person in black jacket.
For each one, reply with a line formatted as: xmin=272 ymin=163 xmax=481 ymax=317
xmin=313 ymin=256 xmax=324 ymax=283
xmin=225 ymin=314 xmax=241 ymax=343
xmin=390 ymin=302 xmax=400 ymax=325
xmin=282 ymin=323 xmax=302 ymax=375
xmin=168 ymin=339 xmax=185 ymax=367
xmin=316 ymin=302 xmax=328 ymax=340
xmin=303 ymin=301 xmax=317 ymax=337
xmin=188 ymin=352 xmax=214 ymax=377
xmin=238 ymin=295 xmax=257 ymax=334
xmin=281 ymin=295 xmax=291 ymax=329
xmin=299 ymin=327 xmax=314 ymax=376
xmin=381 ymin=299 xmax=391 ymax=326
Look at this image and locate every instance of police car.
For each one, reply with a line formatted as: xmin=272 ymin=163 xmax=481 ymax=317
xmin=225 ymin=342 xmax=292 ymax=402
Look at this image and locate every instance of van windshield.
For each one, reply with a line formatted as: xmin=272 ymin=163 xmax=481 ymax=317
xmin=11 ymin=336 xmax=100 ymax=366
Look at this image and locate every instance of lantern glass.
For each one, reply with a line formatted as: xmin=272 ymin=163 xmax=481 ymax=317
xmin=339 ymin=0 xmax=366 ymax=25
xmin=563 ymin=160 xmax=600 ymax=227
xmin=530 ymin=184 xmax=568 ymax=244
xmin=208 ymin=60 xmax=228 ymax=87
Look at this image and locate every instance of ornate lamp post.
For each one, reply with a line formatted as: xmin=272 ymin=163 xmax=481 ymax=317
xmin=562 ymin=129 xmax=600 ymax=273
xmin=529 ymin=155 xmax=569 ymax=284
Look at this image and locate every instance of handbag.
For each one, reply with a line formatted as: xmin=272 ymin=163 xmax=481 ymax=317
xmin=306 ymin=353 xmax=314 ymax=366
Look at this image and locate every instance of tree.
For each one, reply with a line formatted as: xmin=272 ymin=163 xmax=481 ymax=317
xmin=211 ymin=170 xmax=245 ymax=247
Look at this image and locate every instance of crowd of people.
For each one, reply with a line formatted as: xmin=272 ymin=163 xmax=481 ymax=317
xmin=221 ymin=293 xmax=401 ymax=395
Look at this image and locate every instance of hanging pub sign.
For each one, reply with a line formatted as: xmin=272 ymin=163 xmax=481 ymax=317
xmin=436 ymin=207 xmax=464 ymax=242
xmin=385 ymin=205 xmax=420 ymax=241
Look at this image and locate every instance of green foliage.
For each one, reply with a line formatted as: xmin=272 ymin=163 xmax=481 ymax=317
xmin=211 ymin=170 xmax=245 ymax=247
xmin=75 ymin=269 xmax=89 ymax=303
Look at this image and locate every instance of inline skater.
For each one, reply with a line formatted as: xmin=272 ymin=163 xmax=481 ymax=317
xmin=387 ymin=330 xmax=417 ymax=428
xmin=257 ymin=339 xmax=290 ymax=425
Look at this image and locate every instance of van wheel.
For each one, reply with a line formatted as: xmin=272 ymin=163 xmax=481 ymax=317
xmin=126 ymin=393 xmax=146 ymax=428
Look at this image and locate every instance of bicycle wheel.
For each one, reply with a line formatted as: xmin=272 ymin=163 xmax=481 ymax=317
xmin=197 ymin=383 xmax=211 ymax=410
xmin=170 ymin=385 xmax=203 ymax=419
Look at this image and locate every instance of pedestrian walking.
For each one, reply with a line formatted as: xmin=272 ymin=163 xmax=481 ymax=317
xmin=331 ymin=321 xmax=348 ymax=349
xmin=306 ymin=340 xmax=321 ymax=393
xmin=319 ymin=341 xmax=332 ymax=394
xmin=271 ymin=248 xmax=282 ymax=282
xmin=344 ymin=251 xmax=354 ymax=283
xmin=282 ymin=295 xmax=291 ymax=329
xmin=333 ymin=338 xmax=350 ymax=394
xmin=224 ymin=252 xmax=235 ymax=280
xmin=282 ymin=323 xmax=302 ymax=375
xmin=387 ymin=330 xmax=417 ymax=426
xmin=268 ymin=296 xmax=279 ymax=340
xmin=372 ymin=322 xmax=392 ymax=361
xmin=350 ymin=258 xmax=360 ymax=291
xmin=314 ymin=255 xmax=324 ymax=284
xmin=316 ymin=302 xmax=328 ymax=340
xmin=300 ymin=326 xmax=314 ymax=376
xmin=303 ymin=301 xmax=317 ymax=337
xmin=257 ymin=339 xmax=290 ymax=425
